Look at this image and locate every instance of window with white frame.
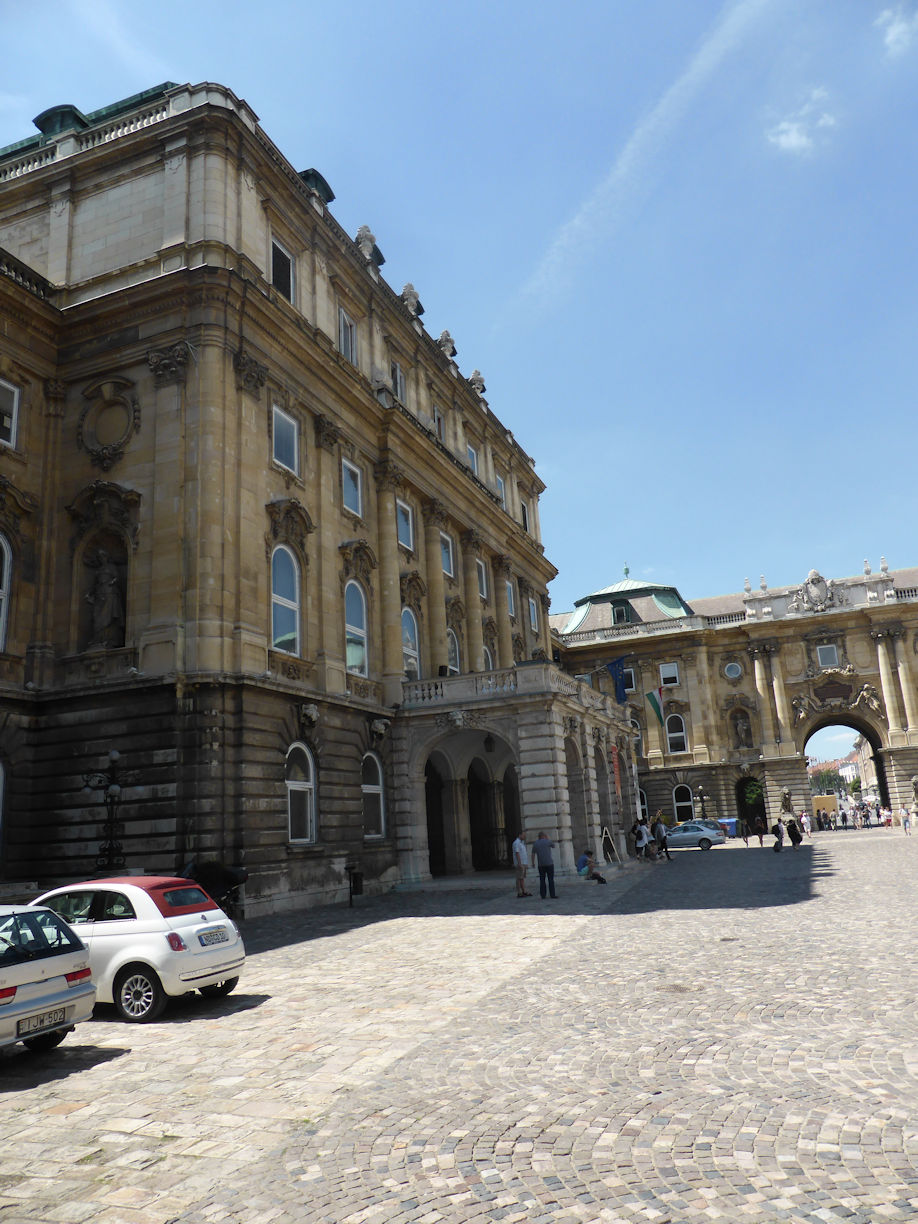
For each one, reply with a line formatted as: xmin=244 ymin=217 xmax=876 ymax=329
xmin=345 ymin=581 xmax=368 ymax=676
xmin=271 ymin=546 xmax=300 ymax=655
xmin=440 ymin=532 xmax=454 ymax=577
xmin=666 ymin=713 xmax=687 ymax=754
xmin=286 ymin=743 xmax=316 ymax=843
xmin=816 ymin=643 xmax=839 ymax=669
xmin=401 ymin=607 xmax=420 ymax=680
xmin=623 ymin=667 xmax=636 ymax=692
xmin=660 ymin=661 xmax=680 ymax=687
xmin=396 ymin=500 xmax=414 ymax=551
xmin=432 ymin=405 xmax=445 ymax=442
xmin=271 ymin=240 xmax=294 ymax=303
xmin=673 ymin=784 xmax=694 ymax=823
xmin=338 ymin=308 xmax=357 ymax=364
xmin=272 ymin=404 xmax=299 ymax=476
xmin=528 ymin=596 xmax=539 ymax=633
xmin=476 ymin=558 xmax=488 ymax=600
xmin=362 ymin=752 xmax=385 ymax=838
xmin=341 ymin=459 xmax=362 ymax=517
xmin=466 ymin=443 xmax=479 ymax=475
xmin=0 ymin=534 xmax=10 ymax=651
xmin=391 ymin=360 xmax=407 ymax=403
xmin=506 ymin=579 xmax=516 ymax=617
xmin=631 ymin=718 xmax=643 ymax=757
xmin=519 ymin=497 xmax=530 ymax=533
xmin=0 ymin=379 xmax=19 ymax=449
xmin=495 ymin=474 xmax=506 ymax=509
xmin=446 ymin=628 xmax=461 ymax=675
xmin=482 ymin=644 xmax=495 ymax=671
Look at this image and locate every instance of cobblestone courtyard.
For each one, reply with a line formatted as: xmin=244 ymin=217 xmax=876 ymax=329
xmin=2 ymin=829 xmax=916 ymax=1224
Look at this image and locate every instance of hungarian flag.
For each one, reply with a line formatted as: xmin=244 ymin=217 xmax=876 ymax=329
xmin=645 ymin=687 xmax=664 ymax=727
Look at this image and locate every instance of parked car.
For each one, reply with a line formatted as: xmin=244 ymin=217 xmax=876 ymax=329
xmin=34 ymin=877 xmax=245 ymax=1023
xmin=0 ymin=903 xmax=96 ymax=1053
xmin=666 ymin=822 xmax=726 ymax=850
xmin=696 ymin=817 xmax=736 ymax=837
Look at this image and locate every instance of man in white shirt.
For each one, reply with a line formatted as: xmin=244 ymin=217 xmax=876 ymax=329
xmin=512 ymin=834 xmax=531 ymax=897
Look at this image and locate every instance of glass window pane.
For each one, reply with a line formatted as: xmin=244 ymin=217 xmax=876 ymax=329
xmin=346 ymin=631 xmax=367 ymax=674
xmin=273 ymin=603 xmax=297 ymax=652
xmin=362 ymin=755 xmax=381 ymax=787
xmin=396 ymin=503 xmax=412 ymax=549
xmin=273 ymin=408 xmax=298 ymax=473
xmin=342 ymin=463 xmax=361 ymax=514
xmin=286 ymin=747 xmax=310 ymax=783
xmin=272 ymin=550 xmax=297 ymax=602
xmin=362 ymin=790 xmax=382 ymax=836
xmin=345 ymin=583 xmax=365 ymax=630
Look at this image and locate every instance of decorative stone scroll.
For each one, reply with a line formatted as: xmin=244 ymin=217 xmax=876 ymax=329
xmin=265 ymin=498 xmax=315 ymax=558
xmin=339 ymin=539 xmax=378 ymax=591
xmin=233 ymin=349 xmax=268 ymax=395
xmin=66 ymin=481 xmax=141 ymax=552
xmin=788 ymin=570 xmax=848 ymax=614
xmin=147 ymin=341 xmax=191 ymax=385
xmin=446 ymin=596 xmax=465 ymax=631
xmin=400 ymin=570 xmax=427 ymax=612
xmin=313 ymin=414 xmax=341 ymax=452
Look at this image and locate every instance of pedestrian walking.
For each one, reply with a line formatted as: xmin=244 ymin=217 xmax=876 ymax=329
xmin=512 ymin=832 xmax=532 ymax=897
xmin=772 ymin=818 xmax=785 ymax=852
xmin=754 ymin=816 xmax=766 ymax=847
xmin=652 ymin=811 xmax=673 ymax=861
xmin=903 ymin=810 xmax=912 ymax=836
xmin=801 ymin=811 xmax=812 ymax=838
xmin=532 ymin=831 xmax=558 ymax=898
xmin=787 ymin=818 xmax=803 ymax=850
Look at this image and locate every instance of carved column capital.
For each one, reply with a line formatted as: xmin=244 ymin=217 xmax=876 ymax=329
xmin=491 ymin=553 xmax=513 ymax=578
xmin=314 ymin=414 xmax=341 ymax=452
xmin=460 ymin=528 xmax=482 ymax=554
xmin=233 ymin=349 xmax=268 ymax=395
xmin=422 ymin=498 xmax=448 ymax=526
xmin=147 ymin=341 xmax=190 ymax=386
xmin=373 ymin=460 xmax=404 ymax=492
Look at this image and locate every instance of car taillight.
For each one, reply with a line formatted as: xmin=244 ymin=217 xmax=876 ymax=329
xmin=0 ymin=986 xmax=16 ymax=1004
xmin=65 ymin=968 xmax=92 ymax=987
xmin=166 ymin=932 xmax=187 ymax=951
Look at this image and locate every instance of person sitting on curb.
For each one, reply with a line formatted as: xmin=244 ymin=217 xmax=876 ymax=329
xmin=576 ymin=849 xmax=607 ymax=884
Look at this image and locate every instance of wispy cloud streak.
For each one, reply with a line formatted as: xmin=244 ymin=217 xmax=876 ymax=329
xmin=876 ymin=4 xmax=918 ymax=56
xmin=513 ymin=0 xmax=773 ymax=313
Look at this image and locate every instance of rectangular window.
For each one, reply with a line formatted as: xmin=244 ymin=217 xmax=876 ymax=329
xmin=432 ymin=405 xmax=445 ymax=442
xmin=338 ymin=308 xmax=357 ymax=364
xmin=506 ymin=579 xmax=516 ymax=617
xmin=391 ymin=361 xmax=407 ymax=403
xmin=623 ymin=667 xmax=636 ymax=692
xmin=520 ymin=498 xmax=530 ymax=533
xmin=528 ymin=596 xmax=539 ymax=633
xmin=466 ymin=443 xmax=479 ymax=475
xmin=817 ymin=644 xmax=839 ymax=669
xmin=613 ymin=605 xmax=629 ymax=624
xmin=271 ymin=240 xmax=293 ymax=302
xmin=495 ymin=474 xmax=506 ymax=509
xmin=440 ymin=532 xmax=454 ymax=577
xmin=342 ymin=459 xmax=362 ymax=517
xmin=396 ymin=499 xmax=414 ymax=551
xmin=660 ymin=661 xmax=680 ymax=687
xmin=272 ymin=405 xmax=299 ymax=475
xmin=0 ymin=379 xmax=19 ymax=448
xmin=476 ymin=558 xmax=488 ymax=600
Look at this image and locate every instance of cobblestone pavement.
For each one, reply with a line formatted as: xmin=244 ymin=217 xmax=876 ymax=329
xmin=2 ymin=830 xmax=917 ymax=1224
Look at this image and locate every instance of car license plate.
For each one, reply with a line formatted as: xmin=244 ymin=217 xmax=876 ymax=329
xmin=198 ymin=928 xmax=229 ymax=946
xmin=17 ymin=1007 xmax=66 ymax=1036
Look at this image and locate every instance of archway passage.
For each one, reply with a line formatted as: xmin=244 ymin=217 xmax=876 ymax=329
xmin=565 ymin=738 xmax=588 ymax=857
xmin=803 ymin=717 xmax=890 ymax=812
xmin=736 ymin=776 xmax=766 ymax=835
xmin=468 ymin=758 xmax=506 ymax=870
xmin=425 ymin=759 xmax=446 ymax=877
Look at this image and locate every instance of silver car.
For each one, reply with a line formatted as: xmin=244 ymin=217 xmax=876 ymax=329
xmin=666 ymin=822 xmax=726 ymax=850
xmin=0 ymin=904 xmax=96 ymax=1053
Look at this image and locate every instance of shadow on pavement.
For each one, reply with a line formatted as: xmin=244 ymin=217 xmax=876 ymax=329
xmin=0 ymin=1042 xmax=128 ymax=1088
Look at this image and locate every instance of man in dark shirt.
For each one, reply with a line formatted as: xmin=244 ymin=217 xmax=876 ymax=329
xmin=532 ymin=831 xmax=558 ymax=899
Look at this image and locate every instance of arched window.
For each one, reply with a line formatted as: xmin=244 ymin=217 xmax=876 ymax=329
xmin=673 ymin=784 xmax=694 ymax=823
xmin=271 ymin=546 xmax=300 ymax=655
xmin=666 ymin=713 xmax=687 ymax=754
xmin=362 ymin=752 xmax=385 ymax=838
xmin=630 ymin=717 xmax=643 ymax=758
xmin=446 ymin=628 xmax=461 ymax=675
xmin=401 ymin=608 xmax=420 ymax=680
xmin=345 ymin=581 xmax=368 ymax=676
xmin=0 ymin=534 xmax=10 ymax=652
xmin=482 ymin=644 xmax=494 ymax=671
xmin=639 ymin=789 xmax=648 ymax=821
xmin=286 ymin=743 xmax=316 ymax=843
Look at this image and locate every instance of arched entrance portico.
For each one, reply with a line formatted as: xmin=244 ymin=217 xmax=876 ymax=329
xmin=565 ymin=737 xmax=588 ymax=855
xmin=802 ymin=716 xmax=891 ymax=810
xmin=735 ymin=775 xmax=766 ymax=834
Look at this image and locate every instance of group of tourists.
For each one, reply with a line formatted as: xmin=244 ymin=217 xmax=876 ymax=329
xmin=628 ymin=812 xmax=673 ymax=863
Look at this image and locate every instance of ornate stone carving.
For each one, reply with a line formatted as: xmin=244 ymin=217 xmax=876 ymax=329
xmin=540 ymin=592 xmax=551 ymax=614
xmin=482 ymin=616 xmax=497 ymax=651
xmin=373 ymin=460 xmax=404 ymax=492
xmin=355 ymin=225 xmax=377 ymax=261
xmin=468 ymin=370 xmax=486 ymax=396
xmin=435 ymin=709 xmax=482 ymax=731
xmin=446 ymin=596 xmax=465 ymax=630
xmin=492 ymin=553 xmax=513 ymax=579
xmin=233 ymin=349 xmax=268 ymax=395
xmin=147 ymin=341 xmax=190 ymax=385
xmin=400 ymin=570 xmax=427 ymax=611
xmin=730 ymin=709 xmax=753 ymax=749
xmin=77 ymin=377 xmax=140 ymax=471
xmin=45 ymin=378 xmax=66 ymax=416
xmin=313 ymin=414 xmax=341 ymax=452
xmin=299 ymin=703 xmax=319 ymax=731
xmin=265 ymin=498 xmax=315 ymax=557
xmin=422 ymin=498 xmax=448 ymax=526
xmin=339 ymin=539 xmax=378 ymax=590
xmin=512 ymin=633 xmax=524 ymax=664
xmin=400 ymin=284 xmax=423 ymax=316
xmin=460 ymin=529 xmax=482 ymax=555
xmin=788 ymin=569 xmax=848 ymax=614
xmin=66 ymin=481 xmax=141 ymax=552
xmin=853 ymin=683 xmax=885 ymax=719
xmin=0 ymin=475 xmax=37 ymax=538
xmin=437 ymin=330 xmax=457 ymax=358
xmin=563 ymin=715 xmax=580 ymax=738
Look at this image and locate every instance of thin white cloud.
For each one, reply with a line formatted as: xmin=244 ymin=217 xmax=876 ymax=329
xmin=765 ymin=87 xmax=836 ymax=155
xmin=66 ymin=0 xmax=172 ymax=83
xmin=876 ymin=4 xmax=918 ymax=56
xmin=512 ymin=0 xmax=774 ymax=313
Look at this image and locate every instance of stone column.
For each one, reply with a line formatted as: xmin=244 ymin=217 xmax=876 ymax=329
xmin=423 ymin=499 xmax=449 ymax=675
xmin=682 ymin=652 xmax=709 ymax=763
xmin=460 ymin=530 xmax=485 ymax=672
xmin=872 ymin=628 xmax=906 ymax=733
xmin=749 ymin=645 xmax=777 ymax=748
xmin=491 ymin=554 xmax=514 ymax=669
xmin=768 ymin=645 xmax=793 ymax=747
xmin=891 ymin=630 xmax=918 ymax=736
xmin=374 ymin=460 xmax=406 ymax=705
xmin=517 ymin=578 xmax=533 ymax=659
xmin=540 ymin=592 xmax=553 ymax=659
xmin=309 ymin=416 xmax=346 ymax=692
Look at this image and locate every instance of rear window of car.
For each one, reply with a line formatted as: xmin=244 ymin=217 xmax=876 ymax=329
xmin=151 ymin=885 xmax=216 ymax=916
xmin=0 ymin=910 xmax=84 ymax=966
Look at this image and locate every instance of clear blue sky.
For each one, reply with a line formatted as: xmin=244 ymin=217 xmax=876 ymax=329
xmin=2 ymin=0 xmax=916 ymax=633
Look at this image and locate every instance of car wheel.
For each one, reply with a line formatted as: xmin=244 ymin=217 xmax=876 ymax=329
xmin=698 ymin=838 xmax=712 ymax=851
xmin=199 ymin=977 xmax=239 ymax=1000
xmin=114 ymin=965 xmax=166 ymax=1022
xmin=23 ymin=1029 xmax=68 ymax=1053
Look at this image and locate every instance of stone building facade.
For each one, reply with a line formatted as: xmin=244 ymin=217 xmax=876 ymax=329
xmin=551 ymin=565 xmax=918 ymax=831
xmin=0 ymin=82 xmax=633 ymax=910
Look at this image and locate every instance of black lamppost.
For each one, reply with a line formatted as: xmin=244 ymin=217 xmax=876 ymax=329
xmin=696 ymin=784 xmax=708 ymax=819
xmin=83 ymin=750 xmax=125 ymax=872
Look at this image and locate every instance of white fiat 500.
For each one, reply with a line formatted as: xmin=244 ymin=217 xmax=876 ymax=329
xmin=0 ymin=903 xmax=96 ymax=1053
xmin=34 ymin=877 xmax=245 ymax=1023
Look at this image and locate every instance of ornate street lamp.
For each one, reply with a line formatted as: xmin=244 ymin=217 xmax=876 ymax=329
xmin=696 ymin=784 xmax=708 ymax=819
xmin=83 ymin=750 xmax=125 ymax=872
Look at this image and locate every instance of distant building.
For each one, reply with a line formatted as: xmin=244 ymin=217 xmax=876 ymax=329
xmin=552 ymin=564 xmax=918 ymax=829
xmin=0 ymin=83 xmax=633 ymax=909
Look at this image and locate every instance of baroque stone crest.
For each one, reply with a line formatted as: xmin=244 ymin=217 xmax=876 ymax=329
xmin=66 ymin=481 xmax=141 ymax=552
xmin=265 ymin=498 xmax=315 ymax=557
xmin=791 ymin=682 xmax=886 ymax=724
xmin=339 ymin=539 xmax=378 ymax=591
xmin=77 ymin=377 xmax=140 ymax=471
xmin=788 ymin=569 xmax=847 ymax=614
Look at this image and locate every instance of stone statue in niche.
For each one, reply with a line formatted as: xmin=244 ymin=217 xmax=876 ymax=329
xmin=84 ymin=548 xmax=125 ymax=648
xmin=732 ymin=710 xmax=752 ymax=749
